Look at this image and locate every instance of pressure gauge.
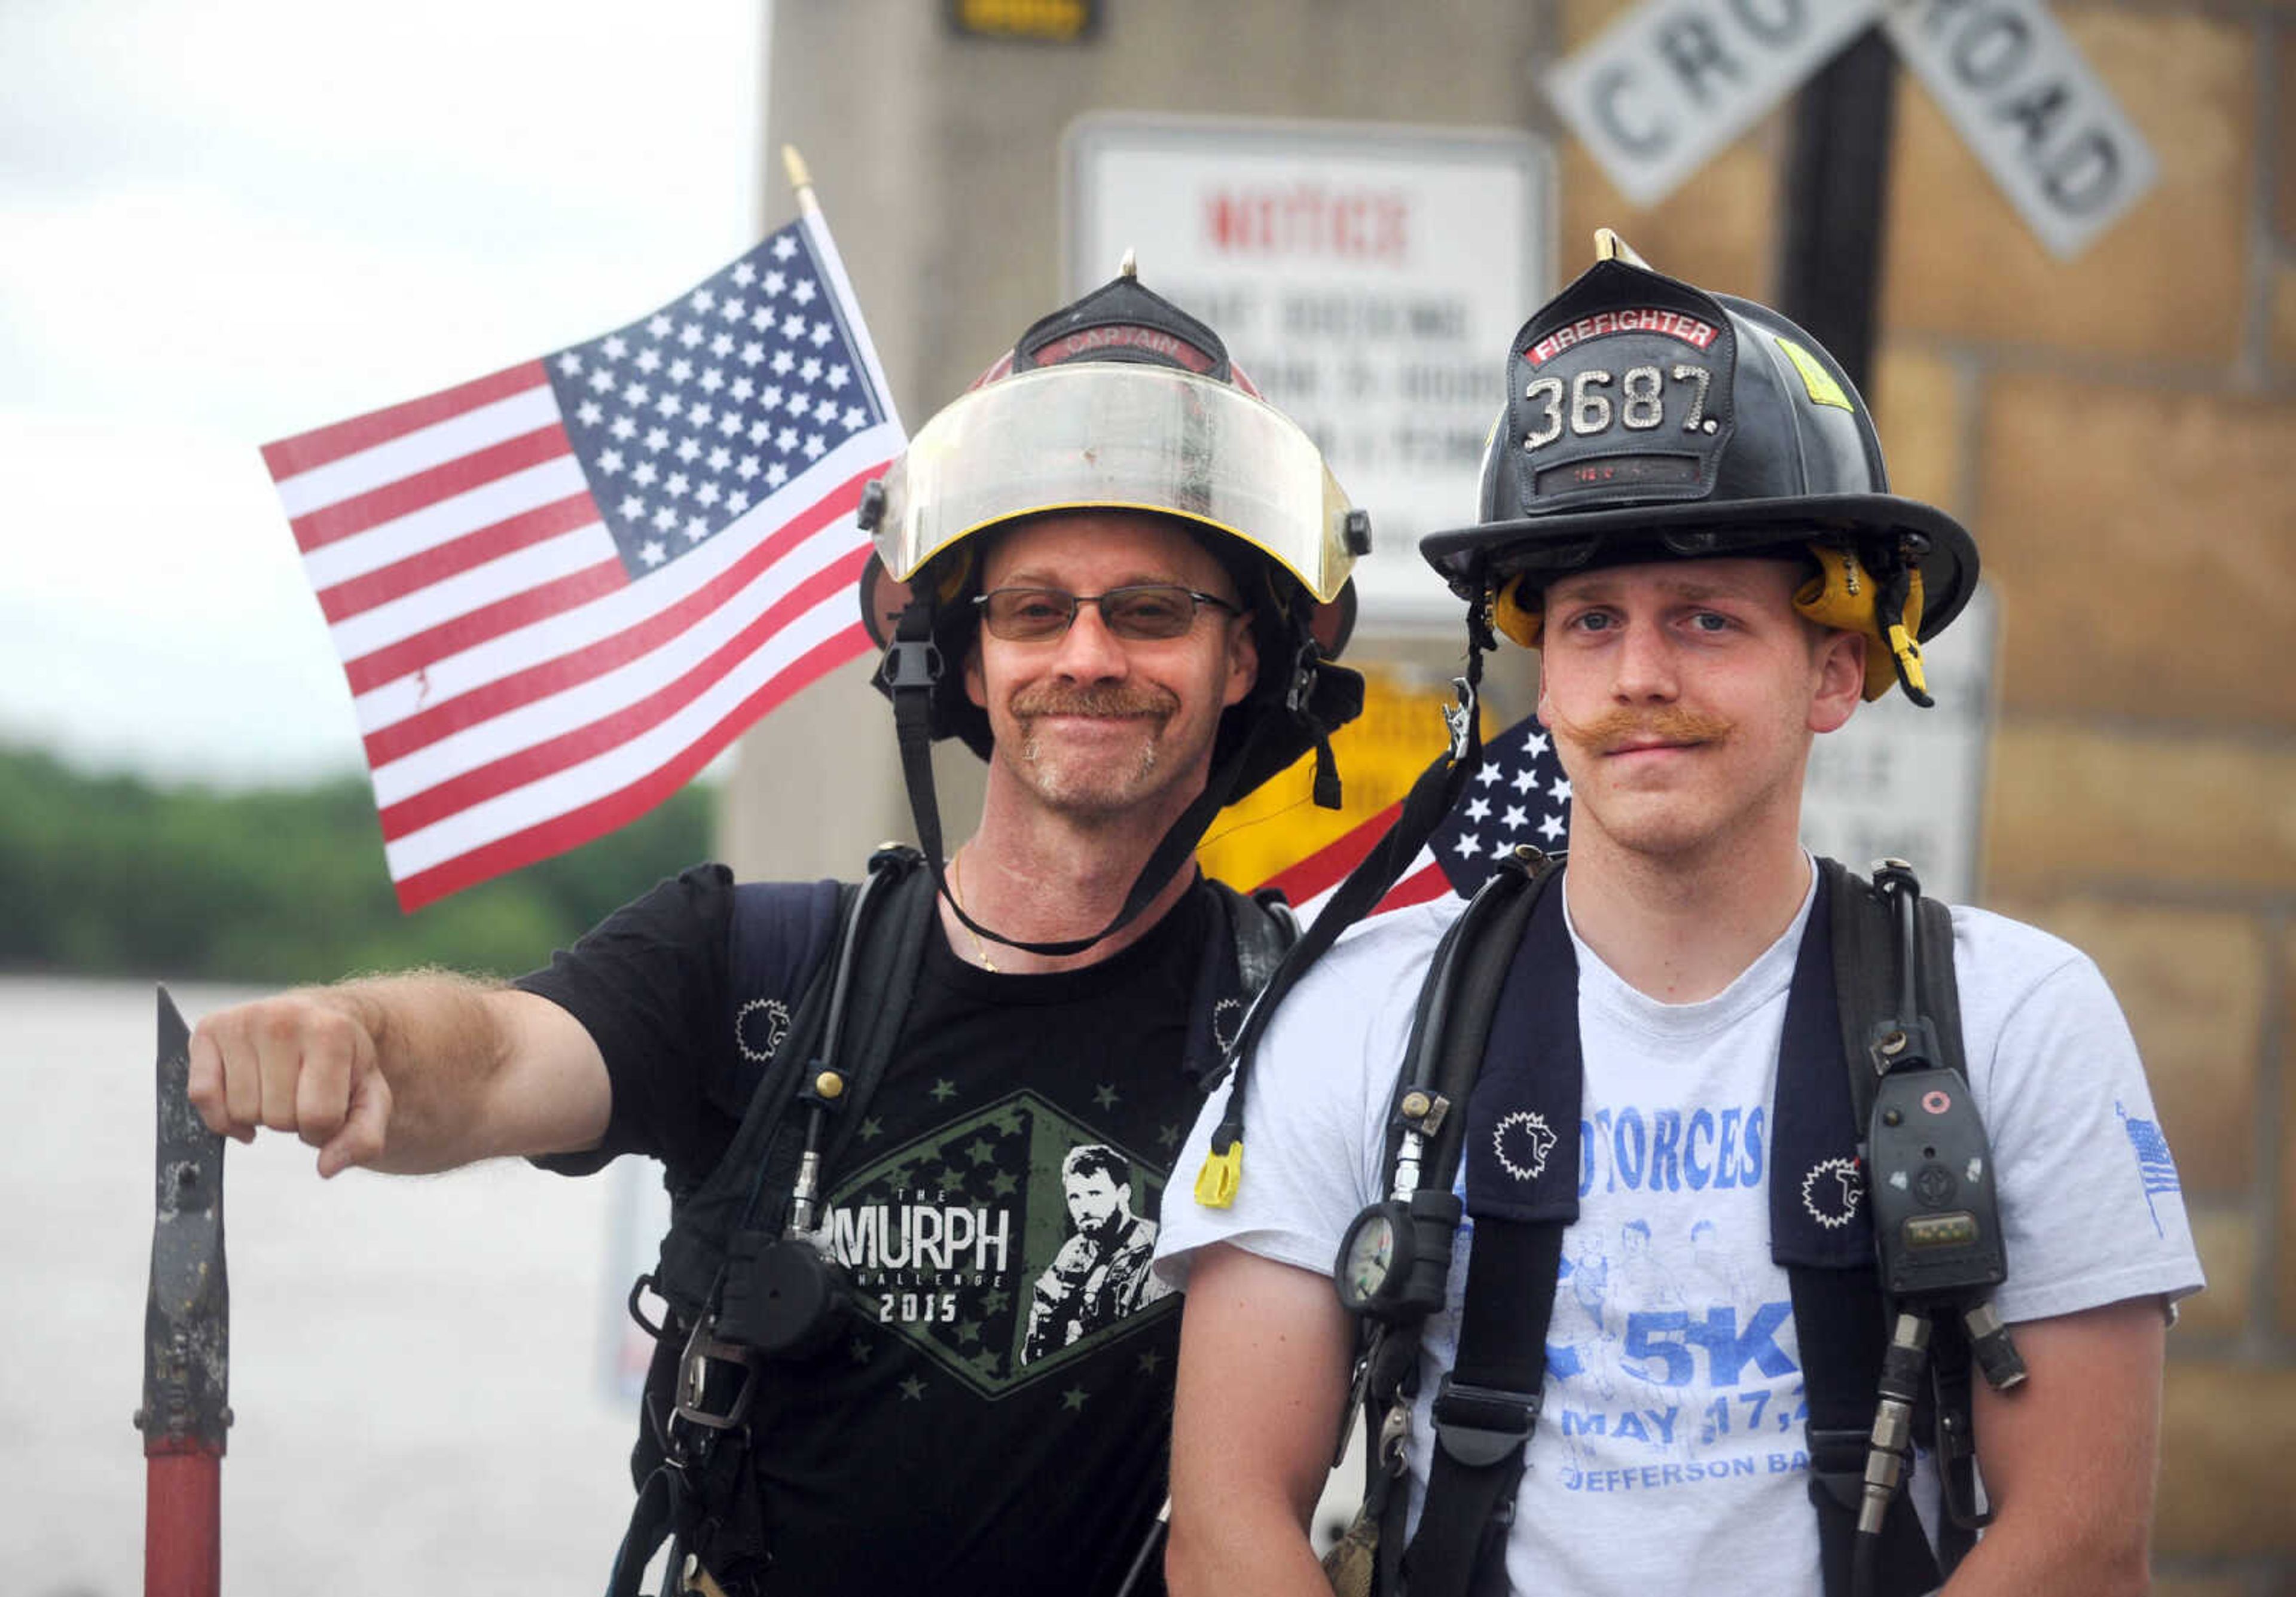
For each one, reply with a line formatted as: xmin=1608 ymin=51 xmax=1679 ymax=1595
xmin=1336 ymin=1202 xmax=1408 ymax=1313
xmin=1333 ymin=1189 xmax=1461 ymax=1321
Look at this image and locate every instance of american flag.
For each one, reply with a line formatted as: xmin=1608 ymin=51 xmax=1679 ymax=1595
xmin=263 ymin=213 xmax=902 ymax=911
xmin=1257 ymin=710 xmax=1570 ymax=924
xmin=2117 ymin=1101 xmax=2182 ymax=1238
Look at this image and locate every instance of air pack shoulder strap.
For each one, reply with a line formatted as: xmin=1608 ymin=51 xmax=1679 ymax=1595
xmin=1399 ymin=863 xmax=1576 ymax=1597
xmin=650 ymin=847 xmax=933 ymax=1329
xmin=1193 ymin=878 xmax=1299 ymax=1078
xmin=1794 ymin=859 xmax=1976 ymax=1595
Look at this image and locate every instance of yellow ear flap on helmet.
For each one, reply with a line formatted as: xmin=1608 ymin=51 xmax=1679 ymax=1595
xmin=1492 ymin=572 xmax=1544 ymax=649
xmin=1793 ymin=545 xmax=1928 ymax=703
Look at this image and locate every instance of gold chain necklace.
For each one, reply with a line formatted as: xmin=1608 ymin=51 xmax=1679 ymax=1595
xmin=948 ymin=848 xmax=1000 ymax=973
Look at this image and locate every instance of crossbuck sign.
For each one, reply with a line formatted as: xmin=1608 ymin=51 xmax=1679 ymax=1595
xmin=1543 ymin=0 xmax=2158 ymax=260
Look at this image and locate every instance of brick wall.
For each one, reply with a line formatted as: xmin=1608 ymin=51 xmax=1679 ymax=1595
xmin=1562 ymin=2 xmax=2295 ymax=1587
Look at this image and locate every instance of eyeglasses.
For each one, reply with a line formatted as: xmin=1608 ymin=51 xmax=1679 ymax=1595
xmin=973 ymin=584 xmax=1241 ymax=643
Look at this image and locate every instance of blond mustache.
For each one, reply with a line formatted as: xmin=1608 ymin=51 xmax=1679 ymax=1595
xmin=1011 ymin=684 xmax=1178 ymax=719
xmin=1549 ymin=703 xmax=1733 ymax=751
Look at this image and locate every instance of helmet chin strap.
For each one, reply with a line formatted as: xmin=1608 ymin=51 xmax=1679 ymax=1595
xmin=884 ymin=599 xmax=1289 ymax=960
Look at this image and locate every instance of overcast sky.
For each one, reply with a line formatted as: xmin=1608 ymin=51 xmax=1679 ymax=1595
xmin=1 ymin=1 xmax=768 ymax=787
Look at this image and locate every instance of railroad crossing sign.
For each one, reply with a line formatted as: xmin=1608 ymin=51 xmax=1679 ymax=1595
xmin=1543 ymin=0 xmax=2157 ymax=260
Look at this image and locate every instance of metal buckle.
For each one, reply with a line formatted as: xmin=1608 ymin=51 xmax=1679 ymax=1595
xmin=1431 ymin=1373 xmax=1540 ymax=1469
xmin=673 ymin=1313 xmax=760 ymax=1434
xmin=1442 ymin=677 xmax=1477 ymax=764
xmin=1377 ymin=1399 xmax=1413 ymax=1477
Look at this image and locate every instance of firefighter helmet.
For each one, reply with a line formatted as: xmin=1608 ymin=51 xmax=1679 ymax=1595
xmin=1420 ymin=240 xmax=1977 ymax=704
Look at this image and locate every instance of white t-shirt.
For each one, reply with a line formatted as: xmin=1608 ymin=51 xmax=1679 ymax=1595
xmin=1155 ymin=868 xmax=2205 ymax=1596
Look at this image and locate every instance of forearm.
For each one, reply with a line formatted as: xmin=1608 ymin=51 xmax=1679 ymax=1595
xmin=1165 ymin=1490 xmax=1333 ymax=1597
xmin=306 ymin=970 xmax=521 ymax=1172
xmin=1938 ymin=1515 xmax=2150 ymax=1597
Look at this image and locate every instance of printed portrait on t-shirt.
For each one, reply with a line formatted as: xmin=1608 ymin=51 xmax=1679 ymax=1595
xmin=1022 ymin=1143 xmax=1172 ymax=1364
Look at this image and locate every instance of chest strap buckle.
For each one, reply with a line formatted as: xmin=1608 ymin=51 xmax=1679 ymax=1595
xmin=1431 ymin=1374 xmax=1541 ymax=1468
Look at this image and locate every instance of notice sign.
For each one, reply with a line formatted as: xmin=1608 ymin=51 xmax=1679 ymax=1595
xmin=1544 ymin=0 xmax=1885 ymax=209
xmin=1885 ymin=0 xmax=2157 ymax=259
xmin=1801 ymin=582 xmax=1998 ymax=904
xmin=1064 ymin=115 xmax=1554 ymax=625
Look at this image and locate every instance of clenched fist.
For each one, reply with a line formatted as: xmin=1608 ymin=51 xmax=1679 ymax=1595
xmin=188 ymin=992 xmax=393 ymax=1177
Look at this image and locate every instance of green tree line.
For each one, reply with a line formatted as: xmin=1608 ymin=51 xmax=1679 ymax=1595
xmin=0 ymin=745 xmax=716 ymax=984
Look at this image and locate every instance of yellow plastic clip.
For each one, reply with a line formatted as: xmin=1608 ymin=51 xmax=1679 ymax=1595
xmin=1194 ymin=1141 xmax=1243 ymax=1209
xmin=1887 ymin=624 xmax=1933 ymax=706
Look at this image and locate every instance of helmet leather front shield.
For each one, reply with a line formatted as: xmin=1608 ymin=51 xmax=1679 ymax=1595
xmin=872 ymin=364 xmax=1354 ymax=605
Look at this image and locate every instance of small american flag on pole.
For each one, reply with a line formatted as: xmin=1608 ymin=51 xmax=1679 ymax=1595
xmin=263 ymin=202 xmax=901 ymax=911
xmin=1257 ymin=710 xmax=1571 ymax=924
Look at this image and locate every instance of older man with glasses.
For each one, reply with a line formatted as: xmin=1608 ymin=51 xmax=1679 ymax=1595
xmin=185 ymin=261 xmax=1367 ymax=1597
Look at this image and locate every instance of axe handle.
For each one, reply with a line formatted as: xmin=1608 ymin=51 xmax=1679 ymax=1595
xmin=146 ymin=1451 xmax=221 ymax=1597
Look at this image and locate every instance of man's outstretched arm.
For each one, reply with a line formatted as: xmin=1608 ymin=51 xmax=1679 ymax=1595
xmin=1167 ymin=1242 xmax=1358 ymax=1597
xmin=187 ymin=974 xmax=610 ymax=1177
xmin=1940 ymin=1296 xmax=2168 ymax=1597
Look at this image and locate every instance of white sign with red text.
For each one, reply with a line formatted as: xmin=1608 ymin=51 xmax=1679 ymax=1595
xmin=1064 ymin=115 xmax=1555 ymax=625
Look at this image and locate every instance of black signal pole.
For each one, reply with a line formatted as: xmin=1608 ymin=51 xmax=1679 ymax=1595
xmin=1777 ymin=28 xmax=1900 ymax=397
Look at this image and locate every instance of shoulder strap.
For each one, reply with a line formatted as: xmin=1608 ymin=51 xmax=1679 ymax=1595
xmin=649 ymin=848 xmax=933 ymax=1326
xmin=649 ymin=878 xmax=854 ymax=1324
xmin=1400 ymin=863 xmax=1574 ymax=1597
xmin=725 ymin=878 xmax=845 ymax=1091
xmin=1188 ymin=879 xmax=1300 ymax=1076
xmin=1392 ymin=852 xmax=1558 ymax=1195
xmin=1797 ymin=858 xmax=1973 ymax=1597
xmin=1823 ymin=858 xmax=1964 ymax=1130
xmin=1318 ymin=853 xmax=1558 ymax=1597
xmin=803 ymin=848 xmax=936 ymax=1185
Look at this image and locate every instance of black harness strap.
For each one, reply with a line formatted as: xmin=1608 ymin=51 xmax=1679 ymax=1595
xmin=1202 ymin=674 xmax=1488 ymax=1192
xmin=1402 ymin=878 xmax=1579 ymax=1597
xmin=610 ymin=850 xmax=934 ymax=1597
xmin=1798 ymin=860 xmax=1976 ymax=1591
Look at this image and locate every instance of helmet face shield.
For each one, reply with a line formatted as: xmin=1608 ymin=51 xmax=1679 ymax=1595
xmin=871 ymin=364 xmax=1356 ymax=606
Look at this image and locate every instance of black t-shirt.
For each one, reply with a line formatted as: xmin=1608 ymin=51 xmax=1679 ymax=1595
xmin=519 ymin=865 xmax=1218 ymax=1595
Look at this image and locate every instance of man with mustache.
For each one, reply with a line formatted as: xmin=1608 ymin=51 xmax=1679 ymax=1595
xmin=187 ymin=265 xmax=1365 ymax=1596
xmin=1156 ymin=243 xmax=2200 ymax=1597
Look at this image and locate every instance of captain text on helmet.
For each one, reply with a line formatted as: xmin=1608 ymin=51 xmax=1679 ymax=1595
xmin=1153 ymin=238 xmax=2200 ymax=1597
xmin=181 ymin=264 xmax=1367 ymax=1597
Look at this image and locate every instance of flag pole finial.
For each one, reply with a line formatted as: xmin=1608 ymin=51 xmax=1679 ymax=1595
xmin=783 ymin=145 xmax=819 ymax=219
xmin=1593 ymin=227 xmax=1651 ymax=269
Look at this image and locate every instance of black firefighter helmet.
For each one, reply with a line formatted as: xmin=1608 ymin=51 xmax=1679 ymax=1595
xmin=1421 ymin=233 xmax=1979 ymax=706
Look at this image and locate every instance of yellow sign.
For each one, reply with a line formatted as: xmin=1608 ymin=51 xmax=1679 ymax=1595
xmin=1200 ymin=664 xmax=1471 ymax=892
xmin=948 ymin=0 xmax=1096 ymax=43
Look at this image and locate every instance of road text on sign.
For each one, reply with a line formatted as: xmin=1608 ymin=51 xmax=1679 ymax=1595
xmin=1883 ymin=0 xmax=2157 ymax=259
